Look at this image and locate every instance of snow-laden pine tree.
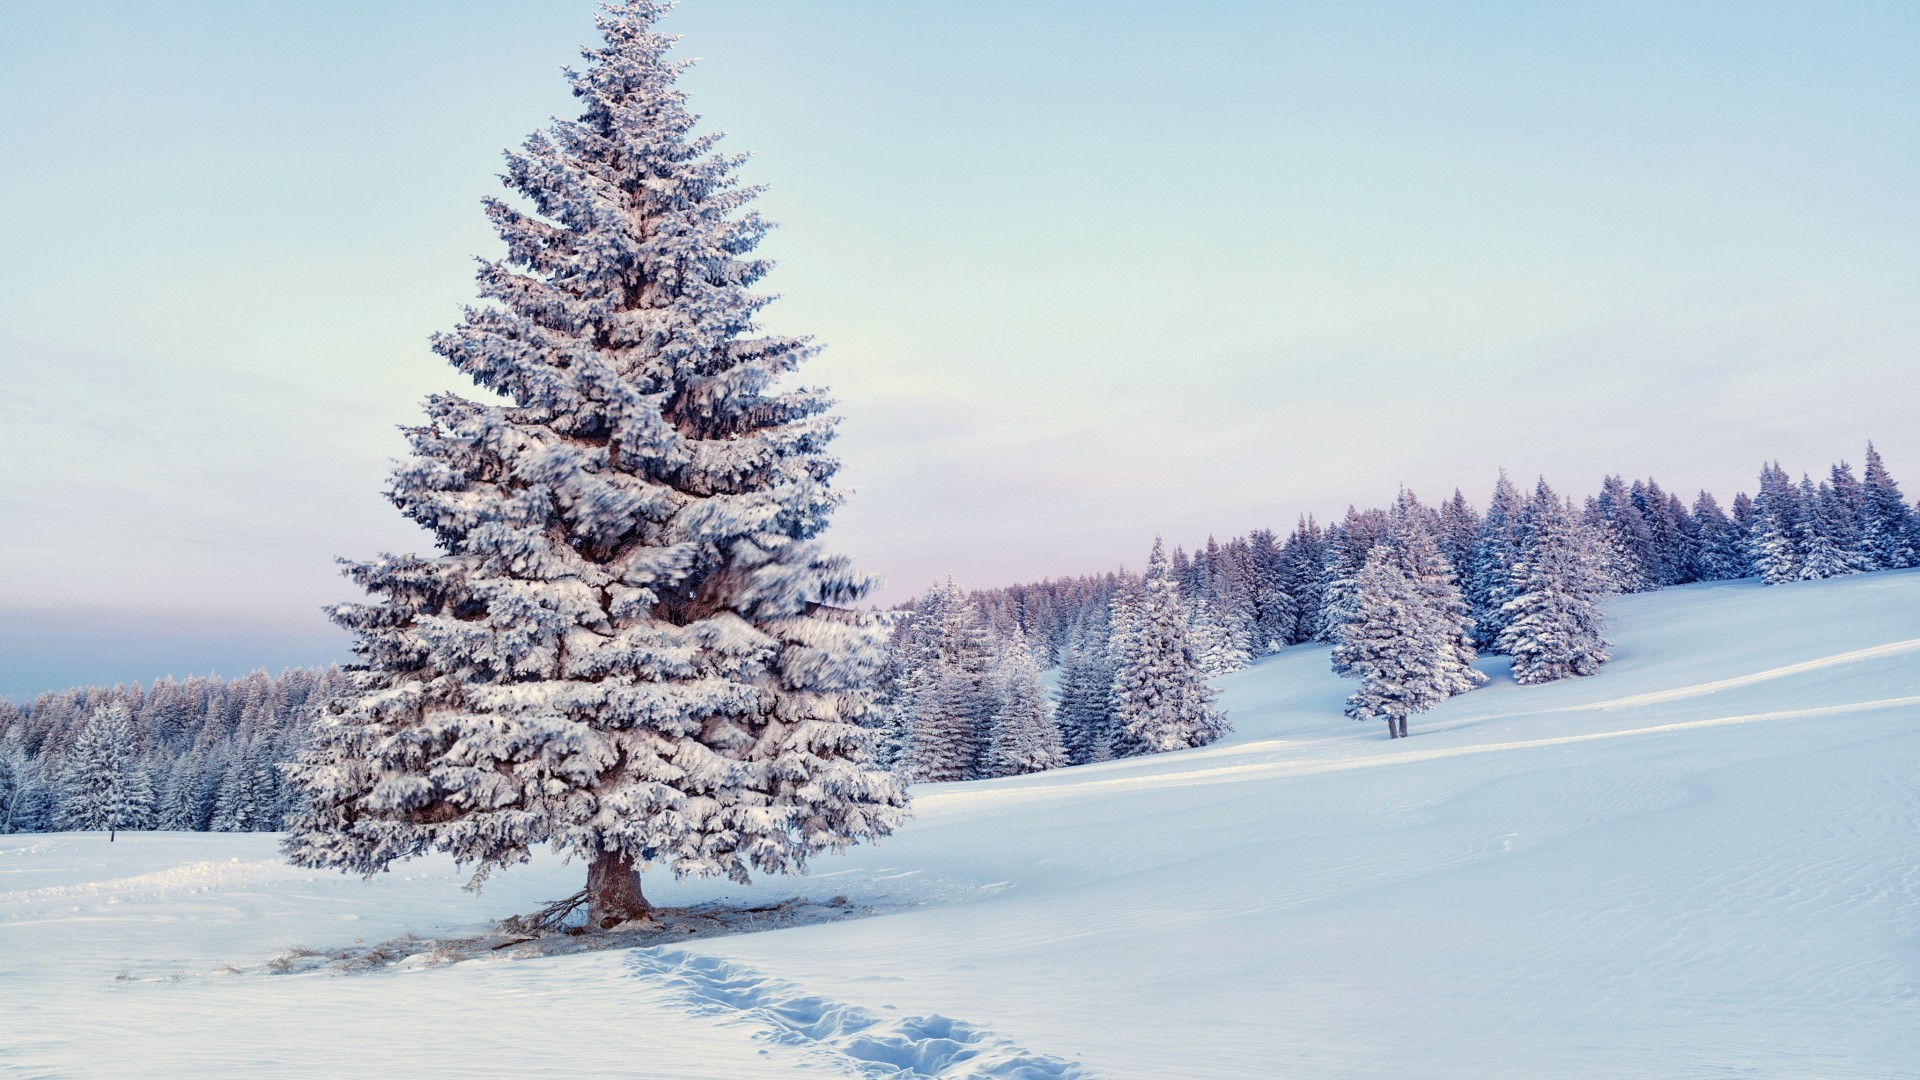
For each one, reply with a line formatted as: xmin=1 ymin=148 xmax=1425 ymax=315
xmin=1690 ymin=490 xmax=1745 ymax=581
xmin=1329 ymin=549 xmax=1428 ymax=739
xmin=1331 ymin=497 xmax=1485 ymax=738
xmin=1188 ymin=601 xmax=1247 ymax=678
xmin=1318 ymin=508 xmax=1390 ymax=644
xmin=1728 ymin=490 xmax=1758 ymax=576
xmin=57 ymin=703 xmax=154 ymax=840
xmin=211 ymin=738 xmax=280 ymax=832
xmin=0 ymin=732 xmax=51 ymax=834
xmin=283 ymin=3 xmax=907 ymax=929
xmin=1391 ymin=490 xmax=1486 ymax=700
xmin=1591 ymin=476 xmax=1658 ymax=593
xmin=1747 ymin=462 xmax=1805 ymax=584
xmin=1860 ymin=443 xmax=1916 ymax=570
xmin=1438 ymin=488 xmax=1482 ymax=583
xmin=1466 ymin=472 xmax=1523 ymax=651
xmin=1797 ymin=475 xmax=1862 ymax=580
xmin=1280 ymin=516 xmax=1328 ymax=645
xmin=986 ymin=635 xmax=1066 ymax=777
xmin=896 ymin=578 xmax=997 ymax=782
xmin=1496 ymin=483 xmax=1612 ymax=684
xmin=1110 ymin=539 xmax=1227 ymax=755
xmin=1054 ymin=627 xmax=1115 ymax=765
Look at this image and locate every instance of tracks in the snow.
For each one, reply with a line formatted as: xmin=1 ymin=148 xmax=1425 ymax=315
xmin=630 ymin=948 xmax=1089 ymax=1079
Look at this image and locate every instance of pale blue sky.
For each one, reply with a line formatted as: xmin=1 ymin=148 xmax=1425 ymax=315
xmin=2 ymin=1 xmax=1916 ymax=696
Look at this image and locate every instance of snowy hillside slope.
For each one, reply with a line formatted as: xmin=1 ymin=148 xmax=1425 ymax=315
xmin=4 ymin=571 xmax=1916 ymax=1078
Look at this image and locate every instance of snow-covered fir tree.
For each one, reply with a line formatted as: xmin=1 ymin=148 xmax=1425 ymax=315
xmin=1280 ymin=516 xmax=1328 ymax=645
xmin=1590 ymin=475 xmax=1659 ymax=593
xmin=1188 ymin=600 xmax=1248 ymax=678
xmin=1329 ymin=549 xmax=1431 ymax=739
xmin=282 ymin=3 xmax=907 ymax=929
xmin=1054 ymin=626 xmax=1115 ymax=765
xmin=1246 ymin=528 xmax=1297 ymax=653
xmin=1797 ymin=475 xmax=1861 ymax=580
xmin=1109 ymin=539 xmax=1227 ymax=755
xmin=1466 ymin=471 xmax=1523 ymax=651
xmin=895 ymin=578 xmax=997 ymax=782
xmin=57 ymin=703 xmax=154 ymax=840
xmin=1859 ymin=443 xmax=1916 ymax=570
xmin=0 ymin=732 xmax=51 ymax=834
xmin=986 ymin=635 xmax=1066 ymax=776
xmin=210 ymin=738 xmax=282 ymax=832
xmin=1746 ymin=462 xmax=1805 ymax=584
xmin=1690 ymin=490 xmax=1746 ymax=581
xmin=1496 ymin=483 xmax=1612 ymax=684
xmin=1331 ymin=497 xmax=1485 ymax=738
xmin=1391 ymin=491 xmax=1485 ymax=699
xmin=1318 ymin=508 xmax=1389 ymax=644
xmin=1438 ymin=489 xmax=1482 ymax=583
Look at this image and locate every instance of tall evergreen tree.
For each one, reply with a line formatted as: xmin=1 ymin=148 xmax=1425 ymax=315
xmin=1747 ymin=462 xmax=1804 ymax=585
xmin=1497 ymin=484 xmax=1611 ymax=684
xmin=1798 ymin=476 xmax=1861 ymax=580
xmin=1466 ymin=472 xmax=1523 ymax=651
xmin=1280 ymin=516 xmax=1328 ymax=645
xmin=1110 ymin=540 xmax=1227 ymax=755
xmin=1860 ymin=443 xmax=1917 ymax=570
xmin=896 ymin=578 xmax=997 ymax=782
xmin=0 ymin=733 xmax=51 ymax=834
xmin=1690 ymin=490 xmax=1745 ymax=582
xmin=1054 ymin=627 xmax=1115 ymax=765
xmin=1332 ymin=498 xmax=1485 ymax=739
xmin=1246 ymin=528 xmax=1297 ymax=653
xmin=986 ymin=637 xmax=1067 ymax=777
xmin=1592 ymin=475 xmax=1658 ymax=592
xmin=57 ymin=703 xmax=154 ymax=840
xmin=282 ymin=3 xmax=907 ymax=929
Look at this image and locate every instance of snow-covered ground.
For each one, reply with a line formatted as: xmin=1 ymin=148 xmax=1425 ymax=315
xmin=4 ymin=571 xmax=1916 ymax=1078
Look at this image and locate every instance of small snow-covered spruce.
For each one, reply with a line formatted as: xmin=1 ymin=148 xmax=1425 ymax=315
xmin=1332 ymin=495 xmax=1485 ymax=739
xmin=57 ymin=703 xmax=155 ymax=840
xmin=986 ymin=635 xmax=1066 ymax=776
xmin=1109 ymin=539 xmax=1228 ymax=755
xmin=1496 ymin=483 xmax=1612 ymax=684
xmin=282 ymin=2 xmax=907 ymax=930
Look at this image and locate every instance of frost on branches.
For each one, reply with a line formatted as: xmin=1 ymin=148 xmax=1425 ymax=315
xmin=283 ymin=1 xmax=907 ymax=930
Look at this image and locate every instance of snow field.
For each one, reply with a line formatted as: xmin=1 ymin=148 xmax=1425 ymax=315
xmin=3 ymin=570 xmax=1917 ymax=1077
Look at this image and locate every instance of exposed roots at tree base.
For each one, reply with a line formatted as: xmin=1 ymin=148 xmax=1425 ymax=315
xmin=498 ymin=889 xmax=591 ymax=935
xmin=245 ymin=893 xmax=884 ymax=978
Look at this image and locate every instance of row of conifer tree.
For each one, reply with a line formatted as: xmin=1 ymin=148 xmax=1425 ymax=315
xmin=0 ymin=668 xmax=350 ymax=835
xmin=882 ymin=443 xmax=1917 ymax=758
xmin=4 ymin=444 xmax=1914 ymax=827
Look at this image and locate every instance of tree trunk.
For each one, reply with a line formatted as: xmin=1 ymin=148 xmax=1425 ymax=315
xmin=586 ymin=849 xmax=651 ymax=929
xmin=1395 ymin=716 xmax=1409 ymax=739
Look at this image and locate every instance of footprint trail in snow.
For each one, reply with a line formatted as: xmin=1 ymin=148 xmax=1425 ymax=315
xmin=629 ymin=948 xmax=1089 ymax=1079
